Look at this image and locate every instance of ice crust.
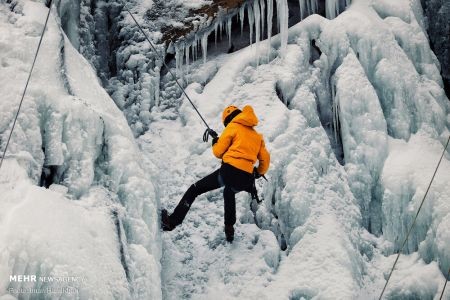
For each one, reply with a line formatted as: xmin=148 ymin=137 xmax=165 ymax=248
xmin=0 ymin=0 xmax=449 ymax=299
xmin=158 ymin=0 xmax=450 ymax=298
xmin=0 ymin=2 xmax=161 ymax=299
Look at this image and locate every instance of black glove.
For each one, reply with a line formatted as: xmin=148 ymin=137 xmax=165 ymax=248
xmin=203 ymin=128 xmax=218 ymax=145
xmin=253 ymin=167 xmax=262 ymax=179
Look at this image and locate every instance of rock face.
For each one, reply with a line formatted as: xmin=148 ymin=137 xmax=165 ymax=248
xmin=154 ymin=0 xmax=247 ymax=43
xmin=421 ymin=0 xmax=450 ymax=96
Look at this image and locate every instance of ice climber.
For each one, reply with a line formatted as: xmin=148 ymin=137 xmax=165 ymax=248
xmin=161 ymin=105 xmax=270 ymax=242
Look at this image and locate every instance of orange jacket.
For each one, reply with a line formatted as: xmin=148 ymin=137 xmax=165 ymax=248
xmin=213 ymin=105 xmax=270 ymax=174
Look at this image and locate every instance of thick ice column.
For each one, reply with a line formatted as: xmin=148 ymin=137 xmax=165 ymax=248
xmin=219 ymin=19 xmax=224 ymax=40
xmin=260 ymin=0 xmax=266 ymax=38
xmin=334 ymin=51 xmax=388 ymax=229
xmin=239 ymin=5 xmax=245 ymax=36
xmin=248 ymin=3 xmax=254 ymax=45
xmin=192 ymin=35 xmax=198 ymax=61
xmin=267 ymin=0 xmax=273 ymax=56
xmin=214 ymin=22 xmax=218 ymax=47
xmin=192 ymin=39 xmax=195 ymax=62
xmin=276 ymin=0 xmax=288 ymax=56
xmin=299 ymin=0 xmax=306 ymax=19
xmin=254 ymin=0 xmax=261 ymax=64
xmin=175 ymin=44 xmax=183 ymax=76
xmin=311 ymin=0 xmax=318 ymax=13
xmin=185 ymin=44 xmax=190 ymax=67
xmin=227 ymin=18 xmax=232 ymax=48
xmin=201 ymin=33 xmax=208 ymax=63
xmin=325 ymin=0 xmax=340 ymax=19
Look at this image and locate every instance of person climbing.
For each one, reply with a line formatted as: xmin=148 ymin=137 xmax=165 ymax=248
xmin=161 ymin=105 xmax=270 ymax=242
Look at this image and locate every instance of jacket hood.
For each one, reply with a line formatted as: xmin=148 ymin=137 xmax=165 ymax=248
xmin=231 ymin=105 xmax=258 ymax=127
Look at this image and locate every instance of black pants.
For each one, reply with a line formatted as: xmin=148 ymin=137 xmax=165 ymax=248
xmin=170 ymin=163 xmax=253 ymax=226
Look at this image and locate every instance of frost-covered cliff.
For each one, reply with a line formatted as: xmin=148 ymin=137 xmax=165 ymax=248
xmin=0 ymin=0 xmax=449 ymax=299
xmin=0 ymin=1 xmax=161 ymax=298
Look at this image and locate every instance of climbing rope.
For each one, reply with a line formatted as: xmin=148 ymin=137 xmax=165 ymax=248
xmin=379 ymin=135 xmax=450 ymax=299
xmin=124 ymin=7 xmax=211 ymax=132
xmin=0 ymin=0 xmax=53 ymax=172
xmin=440 ymin=267 xmax=450 ymax=300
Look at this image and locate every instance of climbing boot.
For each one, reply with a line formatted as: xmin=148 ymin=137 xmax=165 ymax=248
xmin=161 ymin=209 xmax=176 ymax=231
xmin=224 ymin=225 xmax=234 ymax=243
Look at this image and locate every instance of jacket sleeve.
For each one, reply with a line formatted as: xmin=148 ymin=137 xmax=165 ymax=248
xmin=256 ymin=138 xmax=270 ymax=175
xmin=212 ymin=126 xmax=234 ymax=159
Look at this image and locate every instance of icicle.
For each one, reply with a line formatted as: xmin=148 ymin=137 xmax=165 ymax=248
xmin=201 ymin=33 xmax=208 ymax=63
xmin=192 ymin=35 xmax=198 ymax=62
xmin=239 ymin=5 xmax=245 ymax=36
xmin=299 ymin=0 xmax=305 ymax=20
xmin=248 ymin=4 xmax=254 ymax=45
xmin=219 ymin=19 xmax=223 ymax=40
xmin=214 ymin=22 xmax=218 ymax=49
xmin=225 ymin=19 xmax=229 ymax=46
xmin=185 ymin=44 xmax=190 ymax=68
xmin=325 ymin=0 xmax=340 ymax=19
xmin=267 ymin=0 xmax=273 ymax=58
xmin=311 ymin=0 xmax=318 ymax=13
xmin=197 ymin=37 xmax=201 ymax=60
xmin=225 ymin=18 xmax=229 ymax=44
xmin=276 ymin=0 xmax=288 ymax=57
xmin=192 ymin=39 xmax=195 ymax=62
xmin=175 ymin=44 xmax=183 ymax=76
xmin=227 ymin=18 xmax=232 ymax=48
xmin=254 ymin=0 xmax=261 ymax=65
xmin=260 ymin=0 xmax=265 ymax=39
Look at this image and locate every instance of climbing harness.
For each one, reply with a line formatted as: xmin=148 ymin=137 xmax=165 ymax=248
xmin=124 ymin=7 xmax=216 ymax=143
xmin=379 ymin=135 xmax=450 ymax=299
xmin=0 ymin=0 xmax=53 ymax=173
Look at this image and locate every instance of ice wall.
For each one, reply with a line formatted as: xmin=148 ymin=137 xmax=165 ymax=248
xmin=56 ymin=0 xmax=359 ymax=138
xmin=166 ymin=28 xmax=367 ymax=298
xmin=333 ymin=51 xmax=388 ymax=231
xmin=381 ymin=134 xmax=450 ymax=273
xmin=231 ymin=0 xmax=449 ymax=295
xmin=1 ymin=0 xmax=448 ymax=298
xmin=294 ymin=2 xmax=448 ymax=296
xmin=0 ymin=1 xmax=161 ymax=298
xmin=56 ymin=0 xmax=163 ymax=137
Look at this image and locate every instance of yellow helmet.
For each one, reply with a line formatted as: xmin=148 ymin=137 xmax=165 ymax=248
xmin=222 ymin=105 xmax=240 ymax=126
